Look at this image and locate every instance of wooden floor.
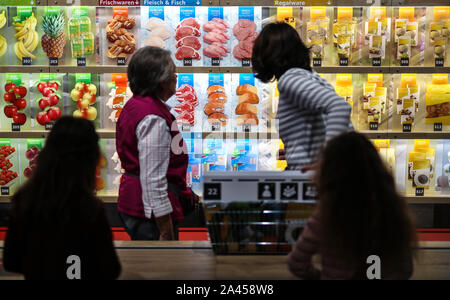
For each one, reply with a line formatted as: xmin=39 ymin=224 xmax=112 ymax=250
xmin=1 ymin=241 xmax=449 ymax=280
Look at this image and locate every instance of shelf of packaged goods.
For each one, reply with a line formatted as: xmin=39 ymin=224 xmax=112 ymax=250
xmin=50 ymin=0 xmax=221 ymax=5
xmin=360 ymin=131 xmax=450 ymax=140
xmin=391 ymin=0 xmax=450 ymax=6
xmin=0 ymin=129 xmax=116 ymax=139
xmin=48 ymin=66 xmax=223 ymax=74
xmin=1 ymin=194 xmax=449 ymax=204
xmin=201 ymin=131 xmax=279 ymax=139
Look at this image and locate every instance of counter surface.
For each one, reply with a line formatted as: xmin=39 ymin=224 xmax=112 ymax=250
xmin=1 ymin=241 xmax=449 ymax=280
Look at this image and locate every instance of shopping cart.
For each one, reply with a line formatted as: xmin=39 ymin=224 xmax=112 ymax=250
xmin=203 ymin=171 xmax=317 ymax=255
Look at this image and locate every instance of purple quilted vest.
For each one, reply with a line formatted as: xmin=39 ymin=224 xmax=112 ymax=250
xmin=116 ymin=95 xmax=189 ymax=221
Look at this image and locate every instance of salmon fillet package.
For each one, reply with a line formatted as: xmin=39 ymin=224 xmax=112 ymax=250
xmin=202 ymin=7 xmax=232 ymax=67
xmin=167 ymin=73 xmax=204 ymax=133
xmin=140 ymin=6 xmax=173 ymax=51
xmin=172 ymin=6 xmax=207 ymax=67
xmin=230 ymin=6 xmax=262 ymax=67
xmin=203 ymin=73 xmax=232 ymax=132
xmin=232 ymin=73 xmax=261 ymax=133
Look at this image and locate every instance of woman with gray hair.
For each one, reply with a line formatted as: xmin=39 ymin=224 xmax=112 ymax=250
xmin=116 ymin=46 xmax=194 ymax=240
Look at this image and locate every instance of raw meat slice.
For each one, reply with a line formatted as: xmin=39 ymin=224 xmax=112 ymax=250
xmin=233 ymin=41 xmax=253 ymax=60
xmin=211 ymin=18 xmax=229 ymax=28
xmin=233 ymin=19 xmax=257 ymax=41
xmin=209 ymin=92 xmax=228 ymax=103
xmin=203 ymin=44 xmax=227 ymax=58
xmin=175 ymin=26 xmax=201 ymax=41
xmin=176 ymin=111 xmax=195 ymax=126
xmin=151 ymin=26 xmax=171 ymax=40
xmin=145 ymin=35 xmax=165 ymax=48
xmin=236 ymin=103 xmax=258 ymax=115
xmin=204 ymin=31 xmax=229 ymax=44
xmin=207 ymin=113 xmax=229 ymax=126
xmin=211 ymin=42 xmax=229 ymax=53
xmin=203 ymin=21 xmax=228 ymax=33
xmin=177 ymin=97 xmax=199 ymax=107
xmin=175 ymin=46 xmax=201 ymax=60
xmin=207 ymin=85 xmax=226 ymax=95
xmin=146 ymin=17 xmax=166 ymax=31
xmin=176 ymin=36 xmax=201 ymax=50
xmin=176 ymin=84 xmax=195 ymax=96
xmin=177 ymin=18 xmax=200 ymax=30
xmin=174 ymin=102 xmax=194 ymax=114
xmin=238 ymin=93 xmax=259 ymax=104
xmin=204 ymin=103 xmax=224 ymax=115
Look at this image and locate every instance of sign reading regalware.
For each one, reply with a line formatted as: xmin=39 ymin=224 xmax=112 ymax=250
xmin=98 ymin=0 xmax=141 ymax=6
xmin=142 ymin=0 xmax=202 ymax=5
xmin=273 ymin=0 xmax=333 ymax=6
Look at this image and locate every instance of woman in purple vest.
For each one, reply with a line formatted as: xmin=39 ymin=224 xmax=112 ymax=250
xmin=116 ymin=46 xmax=192 ymax=240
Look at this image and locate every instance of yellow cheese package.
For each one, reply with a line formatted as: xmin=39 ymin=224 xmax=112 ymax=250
xmin=368 ymin=96 xmax=381 ymax=124
xmin=412 ymin=160 xmax=431 ymax=189
xmin=375 ymin=139 xmax=395 ymax=174
xmin=408 ymin=151 xmax=426 ymax=181
xmin=415 ymin=147 xmax=436 ymax=178
xmin=375 ymin=87 xmax=387 ymax=113
xmin=363 ymin=83 xmax=376 ymax=110
xmin=394 ymin=19 xmax=407 ymax=42
xmin=425 ymin=80 xmax=450 ymax=125
xmin=369 ymin=35 xmax=385 ymax=59
xmin=397 ymin=36 xmax=411 ymax=60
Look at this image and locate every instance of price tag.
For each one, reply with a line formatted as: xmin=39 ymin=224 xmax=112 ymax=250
xmin=339 ymin=58 xmax=348 ymax=66
xmin=402 ymin=124 xmax=412 ymax=132
xmin=117 ymin=57 xmax=126 ymax=66
xmin=400 ymin=58 xmax=409 ymax=66
xmin=49 ymin=57 xmax=58 ymax=66
xmin=1 ymin=187 xmax=9 ymax=196
xmin=312 ymin=58 xmax=322 ymax=67
xmin=45 ymin=122 xmax=54 ymax=131
xmin=434 ymin=123 xmax=443 ymax=132
xmin=242 ymin=58 xmax=251 ymax=67
xmin=372 ymin=58 xmax=381 ymax=66
xmin=77 ymin=57 xmax=86 ymax=67
xmin=183 ymin=58 xmax=193 ymax=67
xmin=242 ymin=124 xmax=250 ymax=132
xmin=435 ymin=58 xmax=444 ymax=67
xmin=258 ymin=182 xmax=276 ymax=200
xmin=211 ymin=57 xmax=220 ymax=66
xmin=369 ymin=122 xmax=379 ymax=131
xmin=211 ymin=123 xmax=220 ymax=132
xmin=415 ymin=188 xmax=424 ymax=197
xmin=11 ymin=123 xmax=21 ymax=132
xmin=204 ymin=183 xmax=221 ymax=200
xmin=22 ymin=57 xmax=31 ymax=66
xmin=181 ymin=124 xmax=191 ymax=132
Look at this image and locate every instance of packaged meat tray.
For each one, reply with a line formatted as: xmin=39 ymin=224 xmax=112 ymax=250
xmin=202 ymin=7 xmax=232 ymax=67
xmin=141 ymin=6 xmax=172 ymax=50
xmin=172 ymin=6 xmax=206 ymax=67
xmin=230 ymin=7 xmax=262 ymax=67
xmin=168 ymin=73 xmax=205 ymax=133
xmin=231 ymin=73 xmax=261 ymax=133
xmin=203 ymin=73 xmax=232 ymax=132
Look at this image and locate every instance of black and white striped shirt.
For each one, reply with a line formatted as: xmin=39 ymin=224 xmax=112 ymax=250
xmin=277 ymin=68 xmax=353 ymax=170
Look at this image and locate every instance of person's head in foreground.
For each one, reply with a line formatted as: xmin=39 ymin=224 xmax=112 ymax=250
xmin=252 ymin=22 xmax=312 ymax=83
xmin=13 ymin=116 xmax=100 ymax=223
xmin=315 ymin=132 xmax=417 ymax=279
xmin=127 ymin=46 xmax=177 ymax=101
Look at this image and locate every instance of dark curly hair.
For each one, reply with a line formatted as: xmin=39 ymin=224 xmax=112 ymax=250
xmin=252 ymin=22 xmax=312 ymax=83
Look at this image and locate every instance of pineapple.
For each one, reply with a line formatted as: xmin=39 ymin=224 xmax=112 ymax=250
xmin=42 ymin=13 xmax=66 ymax=58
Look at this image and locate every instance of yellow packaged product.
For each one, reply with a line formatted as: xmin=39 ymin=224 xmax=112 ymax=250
xmin=412 ymin=160 xmax=431 ymax=188
xmin=397 ymin=36 xmax=411 ymax=60
xmin=363 ymin=83 xmax=376 ymax=110
xmin=368 ymin=96 xmax=381 ymax=124
xmin=408 ymin=151 xmax=426 ymax=180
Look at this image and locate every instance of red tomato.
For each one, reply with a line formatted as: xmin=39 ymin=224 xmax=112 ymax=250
xmin=49 ymin=94 xmax=60 ymax=106
xmin=4 ymin=92 xmax=16 ymax=102
xmin=13 ymin=112 xmax=26 ymax=125
xmin=14 ymin=99 xmax=27 ymax=110
xmin=38 ymin=98 xmax=51 ymax=110
xmin=42 ymin=87 xmax=55 ymax=97
xmin=47 ymin=107 xmax=61 ymax=121
xmin=48 ymin=81 xmax=59 ymax=90
xmin=4 ymin=105 xmax=18 ymax=118
xmin=37 ymin=82 xmax=47 ymax=93
xmin=14 ymin=86 xmax=27 ymax=98
xmin=5 ymin=83 xmax=16 ymax=92
xmin=36 ymin=112 xmax=50 ymax=125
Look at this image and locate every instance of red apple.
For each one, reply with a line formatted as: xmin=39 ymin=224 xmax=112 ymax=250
xmin=23 ymin=167 xmax=33 ymax=178
xmin=14 ymin=99 xmax=27 ymax=110
xmin=48 ymin=81 xmax=59 ymax=90
xmin=38 ymin=98 xmax=51 ymax=110
xmin=47 ymin=107 xmax=61 ymax=121
xmin=5 ymin=83 xmax=16 ymax=93
xmin=13 ymin=112 xmax=26 ymax=125
xmin=4 ymin=92 xmax=16 ymax=102
xmin=14 ymin=86 xmax=27 ymax=98
xmin=37 ymin=82 xmax=47 ymax=93
xmin=36 ymin=112 xmax=50 ymax=125
xmin=42 ymin=87 xmax=55 ymax=97
xmin=49 ymin=94 xmax=59 ymax=106
xmin=4 ymin=105 xmax=18 ymax=118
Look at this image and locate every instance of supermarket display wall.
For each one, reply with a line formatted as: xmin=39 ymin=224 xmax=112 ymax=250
xmin=0 ymin=0 xmax=449 ymax=236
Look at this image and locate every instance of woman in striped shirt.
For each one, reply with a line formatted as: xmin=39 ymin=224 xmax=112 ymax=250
xmin=252 ymin=22 xmax=353 ymax=170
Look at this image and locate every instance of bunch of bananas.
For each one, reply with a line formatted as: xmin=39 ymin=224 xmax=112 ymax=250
xmin=13 ymin=13 xmax=39 ymax=61
xmin=0 ymin=11 xmax=7 ymax=57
